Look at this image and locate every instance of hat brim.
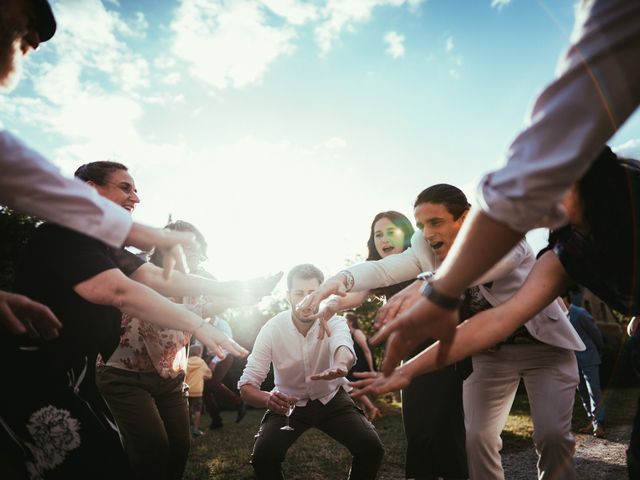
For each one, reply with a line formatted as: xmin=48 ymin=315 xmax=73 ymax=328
xmin=30 ymin=0 xmax=57 ymax=43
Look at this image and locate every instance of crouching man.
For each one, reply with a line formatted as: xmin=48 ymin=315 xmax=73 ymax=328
xmin=238 ymin=264 xmax=384 ymax=480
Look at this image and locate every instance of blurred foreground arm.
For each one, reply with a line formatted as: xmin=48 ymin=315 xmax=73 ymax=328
xmin=0 ymin=290 xmax=62 ymax=340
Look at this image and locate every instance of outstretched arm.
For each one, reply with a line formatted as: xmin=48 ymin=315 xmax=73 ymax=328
xmin=311 ymin=346 xmax=355 ymax=381
xmin=370 ymin=251 xmax=572 ymax=376
xmin=73 ymin=269 xmax=248 ymax=360
xmin=311 ymin=291 xmax=372 ymax=339
xmin=131 ymin=265 xmax=282 ymax=302
xmin=372 ymin=0 xmax=640 ymax=368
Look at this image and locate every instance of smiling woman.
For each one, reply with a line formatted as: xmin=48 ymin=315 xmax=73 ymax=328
xmin=74 ymin=161 xmax=140 ymax=213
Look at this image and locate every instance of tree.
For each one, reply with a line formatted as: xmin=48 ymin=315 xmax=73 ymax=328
xmin=0 ymin=207 xmax=40 ymax=290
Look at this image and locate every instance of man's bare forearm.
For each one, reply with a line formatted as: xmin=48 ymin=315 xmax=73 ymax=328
xmin=434 ymin=210 xmax=522 ymax=296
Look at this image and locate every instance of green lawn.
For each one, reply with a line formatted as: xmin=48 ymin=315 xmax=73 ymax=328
xmin=185 ymin=387 xmax=639 ymax=480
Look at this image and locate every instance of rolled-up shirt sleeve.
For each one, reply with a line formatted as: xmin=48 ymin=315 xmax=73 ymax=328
xmin=478 ymin=0 xmax=640 ymax=233
xmin=349 ymin=245 xmax=423 ymax=291
xmin=0 ymin=131 xmax=133 ymax=247
xmin=238 ymin=324 xmax=273 ymax=390
xmin=328 ymin=316 xmax=356 ymax=365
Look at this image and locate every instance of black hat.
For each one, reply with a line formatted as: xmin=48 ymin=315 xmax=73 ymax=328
xmin=29 ymin=0 xmax=57 ymax=43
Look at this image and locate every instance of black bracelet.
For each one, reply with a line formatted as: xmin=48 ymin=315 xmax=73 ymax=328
xmin=420 ymin=281 xmax=463 ymax=310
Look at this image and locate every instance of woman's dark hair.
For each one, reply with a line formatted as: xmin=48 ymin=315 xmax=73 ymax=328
xmin=345 ymin=312 xmax=361 ymax=330
xmin=577 ymin=146 xmax=638 ymax=273
xmin=414 ymin=183 xmax=471 ymax=220
xmin=366 ymin=211 xmax=415 ymax=261
xmin=149 ymin=220 xmax=208 ymax=267
xmin=74 ymin=161 xmax=128 ymax=185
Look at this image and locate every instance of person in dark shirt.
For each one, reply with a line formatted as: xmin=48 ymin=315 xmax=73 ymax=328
xmin=0 ymin=161 xmax=278 ymax=479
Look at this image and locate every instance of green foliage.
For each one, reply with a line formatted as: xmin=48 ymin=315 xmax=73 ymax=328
xmin=0 ymin=207 xmax=41 ymax=290
xmin=612 ymin=309 xmax=634 ymax=328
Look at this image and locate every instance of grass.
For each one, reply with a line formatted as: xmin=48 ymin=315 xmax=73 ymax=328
xmin=185 ymin=405 xmax=406 ymax=480
xmin=184 ymin=387 xmax=640 ymax=479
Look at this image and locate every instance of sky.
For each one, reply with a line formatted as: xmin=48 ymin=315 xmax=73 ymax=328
xmin=2 ymin=0 xmax=639 ymax=292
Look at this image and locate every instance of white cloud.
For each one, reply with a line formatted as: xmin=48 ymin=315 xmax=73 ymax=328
xmin=315 ymin=0 xmax=420 ymax=55
xmin=170 ymin=0 xmax=297 ymax=89
xmin=407 ymin=0 xmax=425 ymax=13
xmin=614 ymin=139 xmax=640 ymax=159
xmin=165 ymin=0 xmax=423 ymax=87
xmin=445 ymin=36 xmax=454 ymax=52
xmin=5 ymin=0 xmax=174 ymax=173
xmin=154 ymin=55 xmax=176 ymax=70
xmin=260 ymin=0 xmax=319 ymax=25
xmin=491 ymin=0 xmax=512 ymax=11
xmin=131 ymin=12 xmax=150 ymax=37
xmin=162 ymin=72 xmax=182 ymax=85
xmin=384 ymin=31 xmax=406 ymax=59
xmin=47 ymin=0 xmax=150 ymax=93
xmin=322 ymin=137 xmax=348 ymax=149
xmin=444 ymin=35 xmax=462 ymax=78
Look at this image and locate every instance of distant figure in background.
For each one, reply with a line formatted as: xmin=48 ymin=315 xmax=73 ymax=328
xmin=564 ymin=293 xmax=605 ymax=438
xmin=186 ymin=344 xmax=212 ymax=437
xmin=345 ymin=313 xmax=381 ymax=421
xmin=203 ymin=317 xmax=247 ymax=430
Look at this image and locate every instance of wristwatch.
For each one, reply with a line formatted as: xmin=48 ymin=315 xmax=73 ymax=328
xmin=418 ymin=277 xmax=463 ymax=310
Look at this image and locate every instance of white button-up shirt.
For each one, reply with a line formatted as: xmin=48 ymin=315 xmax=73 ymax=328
xmin=0 ymin=130 xmax=132 ymax=248
xmin=238 ymin=310 xmax=355 ymax=406
xmin=479 ymin=0 xmax=640 ymax=233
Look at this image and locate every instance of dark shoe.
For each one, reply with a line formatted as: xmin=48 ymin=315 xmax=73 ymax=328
xmin=594 ymin=425 xmax=605 ymax=438
xmin=209 ymin=421 xmax=223 ymax=430
xmin=578 ymin=421 xmax=594 ymax=434
xmin=192 ymin=427 xmax=204 ymax=437
xmin=236 ymin=402 xmax=247 ymax=423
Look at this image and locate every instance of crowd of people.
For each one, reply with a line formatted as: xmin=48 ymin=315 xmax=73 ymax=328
xmin=1 ymin=0 xmax=640 ymax=479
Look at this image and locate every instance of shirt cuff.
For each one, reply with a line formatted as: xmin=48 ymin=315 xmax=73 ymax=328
xmin=90 ymin=199 xmax=133 ymax=248
xmin=477 ymin=172 xmax=569 ymax=233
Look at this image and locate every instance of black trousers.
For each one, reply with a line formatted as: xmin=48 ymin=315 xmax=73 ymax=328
xmin=250 ymin=388 xmax=384 ymax=480
xmin=402 ymin=365 xmax=468 ymax=479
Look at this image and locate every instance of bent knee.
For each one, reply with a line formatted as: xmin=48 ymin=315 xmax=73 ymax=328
xmin=353 ymin=432 xmax=384 ymax=461
xmin=533 ymin=427 xmax=573 ymax=451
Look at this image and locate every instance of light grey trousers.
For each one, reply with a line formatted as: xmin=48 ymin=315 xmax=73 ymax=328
xmin=463 ymin=344 xmax=579 ymax=480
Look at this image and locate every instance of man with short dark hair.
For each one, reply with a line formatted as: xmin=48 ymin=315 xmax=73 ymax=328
xmin=302 ymin=184 xmax=584 ymax=479
xmin=239 ymin=264 xmax=384 ymax=480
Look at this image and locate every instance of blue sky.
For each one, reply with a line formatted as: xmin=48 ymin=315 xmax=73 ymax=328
xmin=2 ymin=0 xmax=639 ymax=286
